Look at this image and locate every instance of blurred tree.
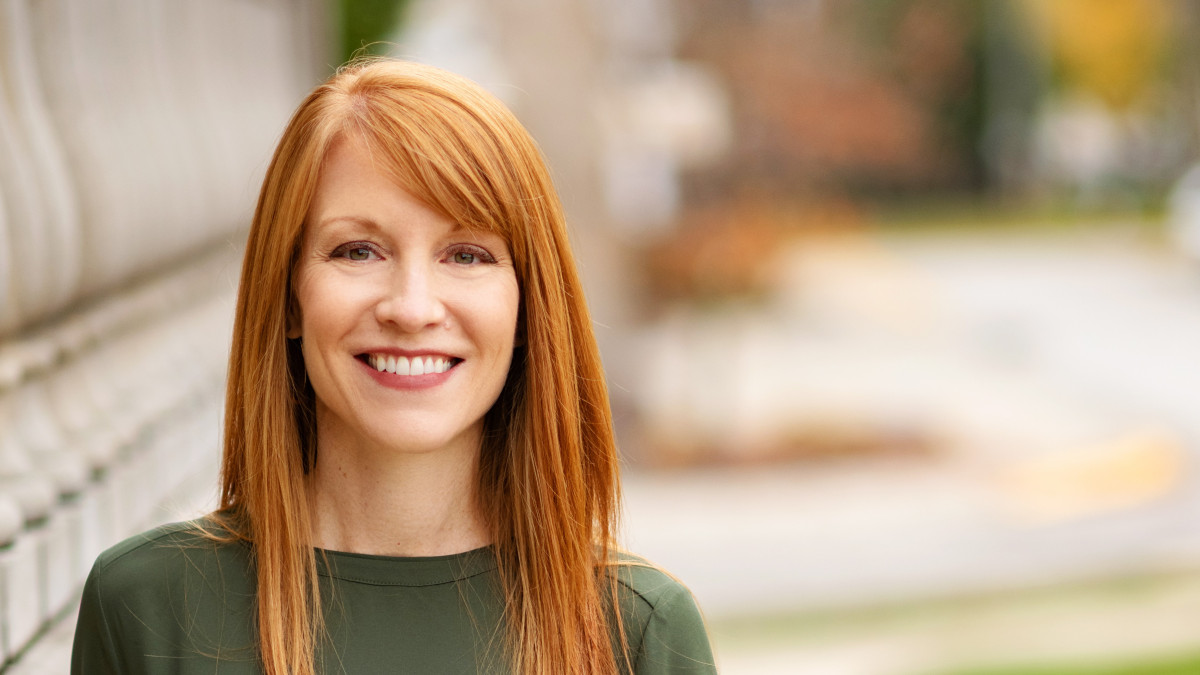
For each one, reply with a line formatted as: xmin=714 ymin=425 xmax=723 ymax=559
xmin=674 ymin=0 xmax=988 ymax=203
xmin=1022 ymin=0 xmax=1171 ymax=111
xmin=670 ymin=0 xmax=1198 ymax=213
xmin=859 ymin=0 xmax=990 ymax=193
xmin=1008 ymin=0 xmax=1196 ymax=208
xmin=339 ymin=0 xmax=411 ymax=64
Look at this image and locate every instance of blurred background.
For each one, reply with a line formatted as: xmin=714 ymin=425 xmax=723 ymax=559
xmin=3 ymin=0 xmax=1200 ymax=673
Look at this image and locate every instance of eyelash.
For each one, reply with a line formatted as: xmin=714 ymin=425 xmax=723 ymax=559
xmin=446 ymin=244 xmax=496 ymax=265
xmin=328 ymin=242 xmax=497 ymax=265
xmin=330 ymin=242 xmax=380 ymax=261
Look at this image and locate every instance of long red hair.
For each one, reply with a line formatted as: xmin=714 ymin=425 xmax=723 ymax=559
xmin=218 ymin=59 xmax=623 ymax=674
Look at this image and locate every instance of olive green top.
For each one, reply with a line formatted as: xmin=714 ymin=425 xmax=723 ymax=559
xmin=71 ymin=521 xmax=717 ymax=673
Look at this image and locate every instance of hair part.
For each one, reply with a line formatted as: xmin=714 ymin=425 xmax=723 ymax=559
xmin=219 ymin=58 xmax=625 ymax=674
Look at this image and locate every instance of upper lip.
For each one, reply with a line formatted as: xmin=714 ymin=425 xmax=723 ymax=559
xmin=357 ymin=347 xmax=460 ymax=359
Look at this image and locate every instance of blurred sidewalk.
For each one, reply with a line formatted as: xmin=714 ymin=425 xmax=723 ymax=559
xmin=624 ymin=460 xmax=1200 ymax=674
xmin=621 ymin=223 xmax=1200 ymax=674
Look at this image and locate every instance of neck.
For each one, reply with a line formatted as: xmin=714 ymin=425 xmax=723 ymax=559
xmin=306 ymin=428 xmax=490 ymax=557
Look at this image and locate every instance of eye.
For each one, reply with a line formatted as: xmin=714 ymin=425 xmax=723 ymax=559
xmin=447 ymin=245 xmax=495 ymax=265
xmin=331 ymin=242 xmax=380 ymax=261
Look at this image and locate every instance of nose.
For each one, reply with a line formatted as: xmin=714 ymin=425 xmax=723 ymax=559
xmin=373 ymin=262 xmax=447 ymax=332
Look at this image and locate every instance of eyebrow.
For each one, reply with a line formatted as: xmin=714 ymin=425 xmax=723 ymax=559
xmin=315 ymin=215 xmax=384 ymax=231
xmin=316 ymin=215 xmax=483 ymax=237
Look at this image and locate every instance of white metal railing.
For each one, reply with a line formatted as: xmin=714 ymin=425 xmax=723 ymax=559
xmin=0 ymin=0 xmax=324 ymax=667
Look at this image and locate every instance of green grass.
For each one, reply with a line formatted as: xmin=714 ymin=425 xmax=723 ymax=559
xmin=933 ymin=650 xmax=1200 ymax=675
xmin=707 ymin=571 xmax=1200 ymax=675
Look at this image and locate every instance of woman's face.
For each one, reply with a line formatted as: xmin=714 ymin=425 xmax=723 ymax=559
xmin=291 ymin=134 xmax=520 ymax=459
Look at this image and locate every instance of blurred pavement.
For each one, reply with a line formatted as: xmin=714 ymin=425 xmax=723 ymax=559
xmin=622 ymin=224 xmax=1200 ymax=674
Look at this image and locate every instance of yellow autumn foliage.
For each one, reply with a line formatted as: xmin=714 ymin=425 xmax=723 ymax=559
xmin=1020 ymin=0 xmax=1171 ymax=110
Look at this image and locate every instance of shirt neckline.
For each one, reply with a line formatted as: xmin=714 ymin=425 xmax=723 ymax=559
xmin=314 ymin=545 xmax=498 ymax=587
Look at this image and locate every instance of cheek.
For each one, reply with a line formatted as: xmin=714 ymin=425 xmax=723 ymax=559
xmin=491 ymin=282 xmax=521 ymax=350
xmin=296 ymin=271 xmax=373 ymax=338
xmin=464 ymin=303 xmax=518 ymax=367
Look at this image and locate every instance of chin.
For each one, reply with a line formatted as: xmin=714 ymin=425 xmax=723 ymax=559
xmin=369 ymin=423 xmax=482 ymax=458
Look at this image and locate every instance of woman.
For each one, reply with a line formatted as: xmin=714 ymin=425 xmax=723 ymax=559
xmin=71 ymin=59 xmax=715 ymax=674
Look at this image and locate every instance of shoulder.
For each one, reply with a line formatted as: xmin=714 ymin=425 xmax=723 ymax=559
xmin=74 ymin=519 xmax=259 ymax=672
xmin=606 ymin=552 xmax=718 ymax=674
xmin=94 ymin=518 xmax=239 ymax=565
xmin=609 ymin=552 xmax=697 ymax=615
xmin=84 ymin=517 xmax=256 ymax=621
xmin=90 ymin=518 xmax=251 ymax=590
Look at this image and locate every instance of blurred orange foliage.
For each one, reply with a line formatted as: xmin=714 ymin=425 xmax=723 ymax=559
xmin=641 ymin=197 xmax=863 ymax=305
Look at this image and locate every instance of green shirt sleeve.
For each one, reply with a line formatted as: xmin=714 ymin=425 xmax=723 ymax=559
xmin=611 ymin=558 xmax=718 ymax=674
xmin=71 ymin=560 xmax=122 ymax=675
xmin=68 ymin=522 xmax=261 ymax=675
xmin=634 ymin=579 xmax=717 ymax=674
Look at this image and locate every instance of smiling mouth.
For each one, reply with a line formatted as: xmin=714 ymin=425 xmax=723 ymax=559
xmin=360 ymin=353 xmax=459 ymax=376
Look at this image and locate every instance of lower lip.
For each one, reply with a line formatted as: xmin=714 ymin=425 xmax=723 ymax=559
xmin=360 ymin=358 xmax=457 ymax=390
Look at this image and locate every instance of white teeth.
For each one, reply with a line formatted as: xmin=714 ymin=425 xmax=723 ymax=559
xmin=369 ymin=353 xmax=452 ymax=375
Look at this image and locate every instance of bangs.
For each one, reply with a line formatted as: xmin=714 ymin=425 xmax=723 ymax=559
xmin=334 ymin=75 xmax=536 ymax=244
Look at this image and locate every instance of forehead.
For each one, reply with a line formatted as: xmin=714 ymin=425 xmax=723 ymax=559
xmin=307 ymin=132 xmax=508 ymax=239
xmin=308 ymin=135 xmax=389 ymax=213
xmin=303 ymin=136 xmax=516 ymax=255
xmin=306 ymin=136 xmax=423 ymax=224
